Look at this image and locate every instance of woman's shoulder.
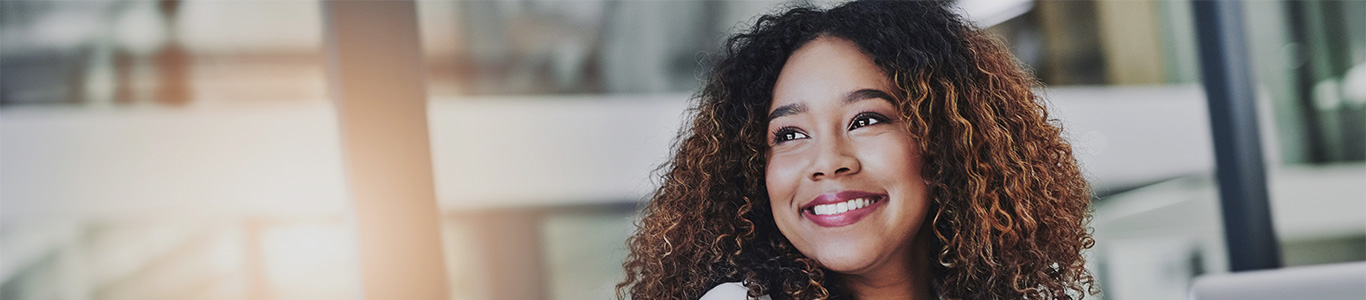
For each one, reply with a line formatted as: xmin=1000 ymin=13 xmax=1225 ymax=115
xmin=700 ymin=282 xmax=771 ymax=300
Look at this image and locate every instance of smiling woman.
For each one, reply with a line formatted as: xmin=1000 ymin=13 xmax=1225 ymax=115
xmin=619 ymin=1 xmax=1097 ymax=299
xmin=764 ymin=36 xmax=936 ymax=300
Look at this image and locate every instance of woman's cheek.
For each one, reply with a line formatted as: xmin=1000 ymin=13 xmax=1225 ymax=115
xmin=766 ymin=153 xmax=805 ymax=246
xmin=765 ymin=153 xmax=804 ymax=214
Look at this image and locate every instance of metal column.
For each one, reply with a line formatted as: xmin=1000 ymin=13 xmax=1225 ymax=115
xmin=1191 ymin=0 xmax=1283 ymax=272
xmin=322 ymin=1 xmax=450 ymax=298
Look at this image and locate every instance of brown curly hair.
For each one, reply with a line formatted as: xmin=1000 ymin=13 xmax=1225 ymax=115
xmin=618 ymin=1 xmax=1097 ymax=299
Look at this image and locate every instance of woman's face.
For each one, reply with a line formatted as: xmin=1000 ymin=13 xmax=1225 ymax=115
xmin=765 ymin=36 xmax=930 ymax=275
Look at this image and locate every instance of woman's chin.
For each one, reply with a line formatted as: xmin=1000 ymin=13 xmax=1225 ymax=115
xmin=811 ymin=247 xmax=884 ymax=274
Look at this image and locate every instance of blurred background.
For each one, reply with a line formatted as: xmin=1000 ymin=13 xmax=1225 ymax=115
xmin=0 ymin=0 xmax=1362 ymax=299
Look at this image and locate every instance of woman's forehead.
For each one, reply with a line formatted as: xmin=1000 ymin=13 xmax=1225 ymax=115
xmin=770 ymin=36 xmax=894 ymax=113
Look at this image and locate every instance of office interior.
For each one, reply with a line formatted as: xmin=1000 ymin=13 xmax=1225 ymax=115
xmin=1 ymin=0 xmax=1363 ymax=299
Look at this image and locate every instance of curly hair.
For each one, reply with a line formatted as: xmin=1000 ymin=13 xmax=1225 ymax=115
xmin=618 ymin=1 xmax=1097 ymax=299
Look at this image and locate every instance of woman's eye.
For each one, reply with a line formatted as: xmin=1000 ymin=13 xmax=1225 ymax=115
xmin=773 ymin=129 xmax=808 ymax=143
xmin=849 ymin=114 xmax=885 ymax=130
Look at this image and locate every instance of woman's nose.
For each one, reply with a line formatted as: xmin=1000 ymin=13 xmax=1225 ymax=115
xmin=809 ymin=138 xmax=860 ymax=180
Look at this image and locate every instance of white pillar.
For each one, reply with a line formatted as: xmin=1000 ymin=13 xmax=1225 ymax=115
xmin=321 ymin=1 xmax=450 ymax=299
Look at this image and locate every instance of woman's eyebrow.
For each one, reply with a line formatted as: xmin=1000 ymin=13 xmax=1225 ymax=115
xmin=767 ymin=89 xmax=892 ymax=121
xmin=767 ymin=103 xmax=807 ymax=121
xmin=845 ymin=89 xmax=896 ymax=104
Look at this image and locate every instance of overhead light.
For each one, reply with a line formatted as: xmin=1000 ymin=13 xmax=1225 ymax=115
xmin=956 ymin=0 xmax=1034 ymax=28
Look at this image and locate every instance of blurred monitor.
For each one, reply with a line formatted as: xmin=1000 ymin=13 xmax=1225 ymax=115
xmin=1189 ymin=262 xmax=1366 ymax=300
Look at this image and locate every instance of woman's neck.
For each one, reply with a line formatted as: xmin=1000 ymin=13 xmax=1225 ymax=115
xmin=838 ymin=260 xmax=934 ymax=299
xmin=836 ymin=230 xmax=936 ymax=299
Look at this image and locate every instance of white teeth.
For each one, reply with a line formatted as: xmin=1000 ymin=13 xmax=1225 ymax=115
xmin=809 ymin=197 xmax=877 ymax=216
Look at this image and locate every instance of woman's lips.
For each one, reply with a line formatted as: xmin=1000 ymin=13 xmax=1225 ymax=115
xmin=800 ymin=191 xmax=888 ymax=228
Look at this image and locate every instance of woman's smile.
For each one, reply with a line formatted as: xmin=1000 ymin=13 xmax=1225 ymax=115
xmin=800 ymin=190 xmax=889 ymax=227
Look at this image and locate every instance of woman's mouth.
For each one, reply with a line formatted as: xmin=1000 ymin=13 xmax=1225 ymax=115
xmin=800 ymin=191 xmax=888 ymax=227
xmin=809 ymin=196 xmax=878 ymax=215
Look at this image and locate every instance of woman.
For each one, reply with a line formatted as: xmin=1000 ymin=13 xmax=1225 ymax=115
xmin=619 ymin=1 xmax=1096 ymax=299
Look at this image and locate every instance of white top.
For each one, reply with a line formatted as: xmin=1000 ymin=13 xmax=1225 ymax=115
xmin=703 ymin=281 xmax=947 ymax=299
xmin=700 ymin=282 xmax=771 ymax=300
